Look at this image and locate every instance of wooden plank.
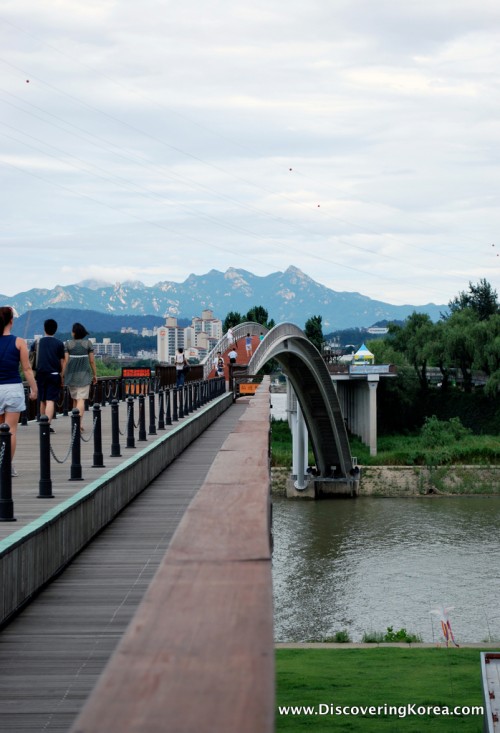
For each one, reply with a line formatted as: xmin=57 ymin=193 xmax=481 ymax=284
xmin=70 ymin=378 xmax=274 ymax=733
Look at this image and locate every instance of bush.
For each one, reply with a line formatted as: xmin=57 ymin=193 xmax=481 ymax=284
xmin=420 ymin=415 xmax=471 ymax=447
xmin=362 ymin=627 xmax=422 ymax=643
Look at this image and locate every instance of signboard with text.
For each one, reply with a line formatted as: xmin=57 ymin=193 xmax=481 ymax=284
xmin=121 ymin=367 xmax=151 ymax=379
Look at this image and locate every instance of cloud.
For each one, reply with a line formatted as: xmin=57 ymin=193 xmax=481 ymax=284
xmin=1 ymin=0 xmax=499 ymax=305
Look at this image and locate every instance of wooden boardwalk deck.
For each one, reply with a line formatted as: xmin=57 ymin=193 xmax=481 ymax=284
xmin=0 ymin=400 xmax=249 ymax=733
xmin=1 ymin=398 xmax=194 ymax=541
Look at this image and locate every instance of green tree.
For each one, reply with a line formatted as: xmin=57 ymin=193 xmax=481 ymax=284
xmin=389 ymin=312 xmax=435 ymax=390
xmin=304 ymin=315 xmax=324 ymax=352
xmin=476 ymin=314 xmax=500 ymax=396
xmin=223 ymin=311 xmax=243 ymax=331
xmin=441 ymin=309 xmax=479 ymax=393
xmin=245 ymin=305 xmax=275 ymax=329
xmin=368 ymin=338 xmax=406 ymax=367
xmin=447 ymin=278 xmax=499 ymax=321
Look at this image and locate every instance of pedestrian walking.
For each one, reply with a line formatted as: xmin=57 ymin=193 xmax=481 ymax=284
xmin=0 ymin=306 xmax=37 ymax=475
xmin=32 ymin=318 xmax=65 ymax=432
xmin=63 ymin=323 xmax=97 ymax=432
xmin=175 ymin=347 xmax=187 ymax=388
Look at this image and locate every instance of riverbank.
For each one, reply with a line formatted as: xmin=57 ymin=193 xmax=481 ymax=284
xmin=271 ymin=466 xmax=500 ymax=496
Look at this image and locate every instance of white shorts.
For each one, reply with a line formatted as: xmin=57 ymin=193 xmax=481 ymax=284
xmin=0 ymin=383 xmax=26 ymax=415
xmin=69 ymin=385 xmax=90 ymax=400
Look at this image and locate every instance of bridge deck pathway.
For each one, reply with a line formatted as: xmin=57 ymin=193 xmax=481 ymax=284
xmin=1 ymin=396 xmax=194 ymax=541
xmin=0 ymin=399 xmax=249 ymax=733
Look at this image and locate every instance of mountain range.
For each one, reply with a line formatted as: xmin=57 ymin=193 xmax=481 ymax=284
xmin=3 ymin=266 xmax=446 ymax=331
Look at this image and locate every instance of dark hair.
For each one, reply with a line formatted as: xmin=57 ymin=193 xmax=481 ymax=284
xmin=72 ymin=322 xmax=89 ymax=339
xmin=44 ymin=318 xmax=58 ymax=336
xmin=0 ymin=306 xmax=14 ymax=334
xmin=178 ymin=347 xmax=184 ymax=353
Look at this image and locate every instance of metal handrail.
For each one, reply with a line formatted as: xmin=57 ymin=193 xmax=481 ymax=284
xmin=202 ymin=322 xmax=269 ymax=379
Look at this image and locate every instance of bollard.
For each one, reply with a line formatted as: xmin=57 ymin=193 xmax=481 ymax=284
xmin=138 ymin=394 xmax=147 ymax=441
xmin=165 ymin=389 xmax=172 ymax=426
xmin=38 ymin=415 xmax=53 ymax=498
xmin=148 ymin=392 xmax=157 ymax=435
xmin=178 ymin=385 xmax=184 ymax=419
xmin=172 ymin=388 xmax=178 ymax=422
xmin=62 ymin=386 xmax=70 ymax=416
xmin=69 ymin=408 xmax=83 ymax=480
xmin=92 ymin=403 xmax=105 ymax=468
xmin=0 ymin=424 xmax=16 ymax=521
xmin=188 ymin=382 xmax=193 ymax=412
xmin=182 ymin=385 xmax=189 ymax=416
xmin=126 ymin=396 xmax=135 ymax=448
xmin=101 ymin=379 xmax=107 ymax=407
xmin=110 ymin=399 xmax=122 ymax=456
xmin=157 ymin=390 xmax=165 ymax=431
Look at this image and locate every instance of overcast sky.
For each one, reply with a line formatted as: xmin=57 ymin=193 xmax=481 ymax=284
xmin=2 ymin=0 xmax=500 ymax=306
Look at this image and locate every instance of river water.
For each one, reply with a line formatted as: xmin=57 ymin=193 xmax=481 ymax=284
xmin=272 ymin=496 xmax=500 ymax=643
xmin=270 ymin=394 xmax=500 ymax=643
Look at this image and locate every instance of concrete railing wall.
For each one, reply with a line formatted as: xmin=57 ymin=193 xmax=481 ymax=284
xmin=0 ymin=393 xmax=233 ymax=627
xmin=70 ymin=378 xmax=274 ymax=733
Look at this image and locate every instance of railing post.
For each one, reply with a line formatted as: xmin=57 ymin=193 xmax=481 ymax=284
xmin=126 ymin=396 xmax=135 ymax=448
xmin=62 ymin=386 xmax=70 ymax=416
xmin=38 ymin=415 xmax=53 ymax=498
xmin=69 ymin=408 xmax=83 ymax=481
xmin=157 ymin=389 xmax=165 ymax=431
xmin=0 ymin=424 xmax=15 ymax=521
xmin=110 ymin=399 xmax=121 ymax=457
xmin=138 ymin=394 xmax=147 ymax=441
xmin=92 ymin=404 xmax=105 ymax=468
xmin=183 ymin=385 xmax=189 ymax=416
xmin=165 ymin=389 xmax=172 ymax=425
xmin=178 ymin=386 xmax=184 ymax=419
xmin=148 ymin=392 xmax=157 ymax=435
xmin=172 ymin=388 xmax=178 ymax=422
xmin=188 ymin=383 xmax=193 ymax=412
xmin=101 ymin=379 xmax=107 ymax=407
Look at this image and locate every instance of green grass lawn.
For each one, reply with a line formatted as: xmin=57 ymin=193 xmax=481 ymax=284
xmin=276 ymin=648 xmax=486 ymax=732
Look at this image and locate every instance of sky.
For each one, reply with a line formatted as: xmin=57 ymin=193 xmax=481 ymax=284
xmin=2 ymin=0 xmax=500 ymax=306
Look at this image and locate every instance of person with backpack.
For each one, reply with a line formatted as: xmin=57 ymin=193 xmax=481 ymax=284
xmin=32 ymin=318 xmax=65 ymax=433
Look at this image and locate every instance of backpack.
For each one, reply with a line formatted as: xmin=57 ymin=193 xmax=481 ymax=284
xmin=29 ymin=341 xmax=38 ymax=375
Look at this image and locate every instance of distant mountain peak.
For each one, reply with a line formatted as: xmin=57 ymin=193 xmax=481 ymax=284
xmin=77 ymin=279 xmax=113 ymax=290
xmin=8 ymin=266 xmax=445 ymax=330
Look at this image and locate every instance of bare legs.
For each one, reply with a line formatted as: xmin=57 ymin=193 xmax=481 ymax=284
xmin=0 ymin=412 xmax=20 ymax=459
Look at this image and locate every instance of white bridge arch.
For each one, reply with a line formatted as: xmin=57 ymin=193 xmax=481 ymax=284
xmin=204 ymin=322 xmax=354 ymax=482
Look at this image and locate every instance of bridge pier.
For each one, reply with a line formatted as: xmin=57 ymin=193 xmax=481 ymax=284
xmin=288 ymin=383 xmax=309 ymax=491
xmin=286 ymin=476 xmax=360 ymax=498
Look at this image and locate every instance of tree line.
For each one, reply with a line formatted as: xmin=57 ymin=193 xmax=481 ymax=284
xmin=369 ymin=279 xmax=500 ymax=396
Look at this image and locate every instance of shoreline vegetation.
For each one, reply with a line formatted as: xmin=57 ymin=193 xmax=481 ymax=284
xmin=270 ymin=417 xmax=500 ymax=496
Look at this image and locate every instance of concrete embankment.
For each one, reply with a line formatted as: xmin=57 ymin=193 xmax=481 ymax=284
xmin=271 ymin=465 xmax=500 ymax=496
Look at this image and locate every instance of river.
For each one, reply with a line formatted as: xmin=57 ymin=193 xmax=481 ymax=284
xmin=272 ymin=485 xmax=500 ymax=644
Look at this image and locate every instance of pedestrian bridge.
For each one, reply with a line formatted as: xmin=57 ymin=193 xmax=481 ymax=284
xmin=204 ymin=321 xmax=357 ymax=492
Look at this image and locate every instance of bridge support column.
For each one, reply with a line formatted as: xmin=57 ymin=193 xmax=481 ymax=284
xmin=366 ymin=375 xmax=379 ymax=457
xmin=286 ymin=384 xmax=313 ymax=497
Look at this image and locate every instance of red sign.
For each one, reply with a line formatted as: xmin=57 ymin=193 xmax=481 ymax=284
xmin=122 ymin=368 xmax=151 ymax=378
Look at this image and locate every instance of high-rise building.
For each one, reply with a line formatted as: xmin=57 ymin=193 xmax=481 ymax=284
xmin=157 ymin=317 xmax=185 ymax=363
